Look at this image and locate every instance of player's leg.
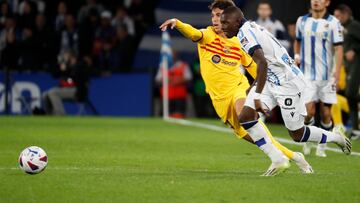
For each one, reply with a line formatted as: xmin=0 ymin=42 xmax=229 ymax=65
xmin=235 ymin=97 xmax=296 ymax=160
xmin=236 ymin=85 xmax=313 ymax=173
xmin=233 ymin=100 xmax=312 ymax=174
xmin=315 ymin=102 xmax=333 ymax=157
xmin=240 ymin=87 xmax=289 ymax=176
xmin=278 ymin=92 xmax=352 ymax=155
xmin=305 ymin=102 xmax=316 ymax=124
xmin=303 ymin=82 xmax=317 ymax=155
xmin=315 ymin=82 xmax=338 ymax=157
xmin=331 ymin=94 xmax=348 ymax=129
xmin=258 ymin=119 xmax=313 ymax=174
xmin=233 ymin=84 xmax=291 ymax=161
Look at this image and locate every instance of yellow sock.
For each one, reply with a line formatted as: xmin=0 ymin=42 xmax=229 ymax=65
xmin=332 ymin=94 xmax=350 ymax=126
xmin=331 ymin=101 xmax=342 ymax=126
xmin=338 ymin=94 xmax=349 ymax=113
xmin=258 ymin=120 xmax=295 ymax=160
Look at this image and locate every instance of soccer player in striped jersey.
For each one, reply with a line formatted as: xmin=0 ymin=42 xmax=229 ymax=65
xmin=160 ymin=0 xmax=313 ymax=176
xmin=294 ymin=0 xmax=344 ymax=157
xmin=220 ymin=6 xmax=351 ymax=163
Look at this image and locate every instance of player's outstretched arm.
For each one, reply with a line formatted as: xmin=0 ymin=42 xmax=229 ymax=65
xmin=159 ymin=19 xmax=177 ymax=31
xmin=159 ymin=18 xmax=204 ymax=42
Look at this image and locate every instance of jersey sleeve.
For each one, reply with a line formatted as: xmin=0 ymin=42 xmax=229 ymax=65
xmin=237 ymin=26 xmax=262 ymax=56
xmin=331 ymin=19 xmax=344 ymax=45
xmin=175 ymin=19 xmax=211 ymax=44
xmin=295 ymin=16 xmax=303 ymax=41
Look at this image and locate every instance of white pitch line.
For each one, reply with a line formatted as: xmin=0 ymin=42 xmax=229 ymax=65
xmin=165 ymin=118 xmax=360 ymax=156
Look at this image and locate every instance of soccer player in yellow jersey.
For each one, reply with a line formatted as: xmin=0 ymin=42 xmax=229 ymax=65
xmin=160 ymin=0 xmax=312 ymax=175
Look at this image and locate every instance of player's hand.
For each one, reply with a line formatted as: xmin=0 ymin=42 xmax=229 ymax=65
xmin=294 ymin=54 xmax=301 ymax=66
xmin=254 ymin=99 xmax=270 ymax=117
xmin=332 ymin=66 xmax=340 ymax=83
xmin=159 ymin=19 xmax=177 ymax=32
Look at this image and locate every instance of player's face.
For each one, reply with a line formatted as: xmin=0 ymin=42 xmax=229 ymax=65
xmin=257 ymin=3 xmax=272 ymax=19
xmin=311 ymin=0 xmax=329 ymax=12
xmin=220 ymin=13 xmax=240 ymax=38
xmin=211 ymin=8 xmax=223 ymax=33
xmin=334 ymin=10 xmax=348 ymax=24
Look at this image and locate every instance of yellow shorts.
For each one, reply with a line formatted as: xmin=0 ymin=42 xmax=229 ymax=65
xmin=212 ymin=80 xmax=250 ymax=138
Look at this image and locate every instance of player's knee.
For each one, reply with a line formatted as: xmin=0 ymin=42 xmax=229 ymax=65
xmin=288 ymin=127 xmax=304 ymax=142
xmin=238 ymin=107 xmax=257 ymax=124
xmin=238 ymin=114 xmax=247 ymax=124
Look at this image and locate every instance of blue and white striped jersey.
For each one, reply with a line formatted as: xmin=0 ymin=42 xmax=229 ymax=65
xmin=237 ymin=21 xmax=305 ymax=93
xmin=296 ymin=13 xmax=343 ymax=81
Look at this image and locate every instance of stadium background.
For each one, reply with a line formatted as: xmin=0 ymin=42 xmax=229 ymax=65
xmin=0 ymin=0 xmax=358 ymax=117
xmin=1 ymin=1 xmax=360 ymax=202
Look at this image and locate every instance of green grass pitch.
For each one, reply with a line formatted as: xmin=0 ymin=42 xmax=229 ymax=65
xmin=1 ymin=116 xmax=360 ymax=203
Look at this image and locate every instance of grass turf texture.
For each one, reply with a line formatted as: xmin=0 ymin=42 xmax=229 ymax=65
xmin=1 ymin=116 xmax=360 ymax=203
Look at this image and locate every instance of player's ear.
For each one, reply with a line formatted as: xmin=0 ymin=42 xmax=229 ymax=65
xmin=325 ymin=0 xmax=330 ymax=7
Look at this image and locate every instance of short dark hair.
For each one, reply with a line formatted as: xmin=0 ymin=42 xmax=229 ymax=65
xmin=258 ymin=0 xmax=271 ymax=7
xmin=208 ymin=0 xmax=235 ymax=11
xmin=222 ymin=5 xmax=244 ymax=19
xmin=335 ymin=4 xmax=352 ymax=17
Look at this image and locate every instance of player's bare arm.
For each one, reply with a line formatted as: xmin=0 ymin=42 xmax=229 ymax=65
xmin=293 ymin=40 xmax=301 ymax=66
xmin=252 ymin=48 xmax=269 ymax=116
xmin=159 ymin=19 xmax=204 ymax=42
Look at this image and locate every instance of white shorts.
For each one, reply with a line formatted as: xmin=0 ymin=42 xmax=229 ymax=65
xmin=303 ymin=79 xmax=337 ymax=104
xmin=245 ymin=84 xmax=307 ymax=131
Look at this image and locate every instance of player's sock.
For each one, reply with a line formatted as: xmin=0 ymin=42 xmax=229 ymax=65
xmin=331 ymin=101 xmax=343 ymax=127
xmin=320 ymin=121 xmax=333 ymax=131
xmin=300 ymin=126 xmax=343 ymax=144
xmin=242 ymin=120 xmax=285 ymax=163
xmin=305 ymin=117 xmax=315 ymax=126
xmin=259 ymin=120 xmax=295 ymax=160
xmin=291 ymin=152 xmax=303 ymax=162
xmin=303 ymin=117 xmax=315 ymax=155
xmin=316 ymin=121 xmax=333 ymax=156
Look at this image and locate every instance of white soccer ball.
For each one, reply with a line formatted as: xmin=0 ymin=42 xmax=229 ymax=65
xmin=19 ymin=146 xmax=48 ymax=174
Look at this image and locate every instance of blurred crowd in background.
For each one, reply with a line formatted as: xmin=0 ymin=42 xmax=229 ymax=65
xmin=0 ymin=0 xmax=158 ymax=75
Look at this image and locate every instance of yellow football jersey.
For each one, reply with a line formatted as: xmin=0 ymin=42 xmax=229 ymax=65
xmin=197 ymin=26 xmax=255 ymax=100
xmin=175 ymin=20 xmax=256 ymax=101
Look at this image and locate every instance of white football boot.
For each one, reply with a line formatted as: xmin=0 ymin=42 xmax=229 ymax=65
xmin=261 ymin=157 xmax=290 ymax=177
xmin=294 ymin=152 xmax=314 ymax=174
xmin=333 ymin=126 xmax=352 ymax=155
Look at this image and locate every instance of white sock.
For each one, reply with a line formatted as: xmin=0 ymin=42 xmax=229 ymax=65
xmin=242 ymin=120 xmax=284 ymax=163
xmin=305 ymin=117 xmax=315 ymax=126
xmin=317 ymin=121 xmax=332 ymax=149
xmin=320 ymin=121 xmax=333 ymax=131
xmin=292 ymin=152 xmax=302 ymax=162
xmin=300 ymin=126 xmax=342 ymax=144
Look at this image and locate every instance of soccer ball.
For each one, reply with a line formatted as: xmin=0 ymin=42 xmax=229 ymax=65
xmin=19 ymin=146 xmax=48 ymax=174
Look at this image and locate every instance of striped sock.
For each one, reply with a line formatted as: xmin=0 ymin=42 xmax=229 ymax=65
xmin=242 ymin=120 xmax=285 ymax=163
xmin=300 ymin=126 xmax=342 ymax=144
